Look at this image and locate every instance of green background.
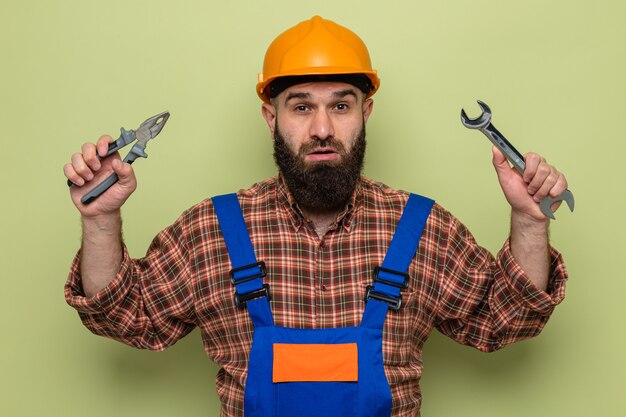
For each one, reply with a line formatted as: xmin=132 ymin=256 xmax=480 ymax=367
xmin=1 ymin=0 xmax=624 ymax=415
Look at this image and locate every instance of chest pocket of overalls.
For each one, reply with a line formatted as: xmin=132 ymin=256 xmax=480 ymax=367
xmin=273 ymin=342 xmax=358 ymax=417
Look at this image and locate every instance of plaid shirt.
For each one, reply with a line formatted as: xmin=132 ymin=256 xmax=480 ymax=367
xmin=65 ymin=176 xmax=567 ymax=417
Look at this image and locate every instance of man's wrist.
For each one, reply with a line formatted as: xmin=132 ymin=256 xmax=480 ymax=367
xmin=81 ymin=210 xmax=123 ymax=243
xmin=82 ymin=210 xmax=121 ymax=229
xmin=511 ymin=209 xmax=549 ymax=234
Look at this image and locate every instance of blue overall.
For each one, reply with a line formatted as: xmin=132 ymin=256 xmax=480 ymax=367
xmin=212 ymin=193 xmax=434 ymax=417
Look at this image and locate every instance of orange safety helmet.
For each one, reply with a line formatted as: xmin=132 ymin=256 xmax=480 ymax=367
xmin=257 ymin=16 xmax=380 ymax=103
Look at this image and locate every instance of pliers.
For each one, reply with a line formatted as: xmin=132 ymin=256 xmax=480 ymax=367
xmin=67 ymin=111 xmax=170 ymax=204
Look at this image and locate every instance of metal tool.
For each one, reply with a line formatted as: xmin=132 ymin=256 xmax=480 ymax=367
xmin=460 ymin=100 xmax=574 ymax=219
xmin=68 ymin=111 xmax=170 ymax=205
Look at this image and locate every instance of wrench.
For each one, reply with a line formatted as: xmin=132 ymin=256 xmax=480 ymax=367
xmin=460 ymin=100 xmax=574 ymax=220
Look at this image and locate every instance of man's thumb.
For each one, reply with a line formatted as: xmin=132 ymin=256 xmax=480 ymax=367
xmin=111 ymin=159 xmax=135 ymax=186
xmin=491 ymin=146 xmax=511 ymax=176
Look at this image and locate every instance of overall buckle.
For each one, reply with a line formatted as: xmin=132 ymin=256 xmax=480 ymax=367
xmin=364 ymin=266 xmax=409 ymax=311
xmin=234 ymin=284 xmax=271 ymax=309
xmin=365 ymin=286 xmax=402 ymax=311
xmin=229 ymin=261 xmax=267 ymax=285
xmin=373 ymin=266 xmax=409 ymax=289
xmin=230 ymin=261 xmax=270 ymax=309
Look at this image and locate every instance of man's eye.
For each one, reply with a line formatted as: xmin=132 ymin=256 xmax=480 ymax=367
xmin=295 ymin=105 xmax=308 ymax=112
xmin=336 ymin=103 xmax=348 ymax=111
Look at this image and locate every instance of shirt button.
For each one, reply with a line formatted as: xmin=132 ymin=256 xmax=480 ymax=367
xmin=321 ymin=284 xmax=327 ymax=291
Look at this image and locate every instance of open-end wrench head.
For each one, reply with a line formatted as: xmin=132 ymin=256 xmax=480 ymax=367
xmin=461 ymin=100 xmax=492 ymax=129
xmin=539 ymin=189 xmax=575 ymax=220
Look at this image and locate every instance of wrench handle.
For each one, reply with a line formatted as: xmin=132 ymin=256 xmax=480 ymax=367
xmin=481 ymin=123 xmax=526 ymax=174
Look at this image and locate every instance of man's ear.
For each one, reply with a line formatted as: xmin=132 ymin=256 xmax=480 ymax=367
xmin=363 ymin=98 xmax=374 ymax=123
xmin=261 ymin=102 xmax=277 ymax=137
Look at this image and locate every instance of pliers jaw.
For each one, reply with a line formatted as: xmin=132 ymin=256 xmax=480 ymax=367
xmin=91 ymin=111 xmax=170 ymax=159
xmin=134 ymin=111 xmax=170 ymax=145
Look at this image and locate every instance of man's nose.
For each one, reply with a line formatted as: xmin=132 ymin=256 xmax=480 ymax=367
xmin=309 ymin=110 xmax=334 ymax=140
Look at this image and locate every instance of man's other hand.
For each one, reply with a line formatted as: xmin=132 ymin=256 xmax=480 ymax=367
xmin=491 ymin=146 xmax=568 ymax=222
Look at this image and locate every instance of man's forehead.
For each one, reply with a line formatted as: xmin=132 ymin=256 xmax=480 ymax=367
xmin=281 ymin=81 xmax=361 ymax=101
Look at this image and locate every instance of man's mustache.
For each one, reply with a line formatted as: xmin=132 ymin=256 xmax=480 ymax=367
xmin=298 ymin=138 xmax=346 ymax=156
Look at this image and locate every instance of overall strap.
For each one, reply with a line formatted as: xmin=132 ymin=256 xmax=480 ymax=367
xmin=361 ymin=193 xmax=434 ymax=329
xmin=212 ymin=193 xmax=274 ymax=327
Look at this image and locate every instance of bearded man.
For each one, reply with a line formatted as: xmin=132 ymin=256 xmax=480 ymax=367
xmin=63 ymin=16 xmax=569 ymax=417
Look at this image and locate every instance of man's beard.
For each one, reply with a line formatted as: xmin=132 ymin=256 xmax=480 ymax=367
xmin=273 ymin=125 xmax=366 ymax=213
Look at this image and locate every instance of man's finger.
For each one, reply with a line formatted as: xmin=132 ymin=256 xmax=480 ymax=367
xmin=549 ymin=173 xmax=568 ymax=198
xmin=96 ymin=135 xmax=114 ymax=158
xmin=82 ymin=142 xmax=101 ymax=171
xmin=111 ymin=159 xmax=136 ymax=188
xmin=527 ymin=163 xmax=553 ymax=196
xmin=533 ymin=171 xmax=559 ymax=201
xmin=63 ymin=163 xmax=84 ymax=186
xmin=71 ymin=152 xmax=94 ymax=182
xmin=522 ymin=152 xmax=543 ymax=183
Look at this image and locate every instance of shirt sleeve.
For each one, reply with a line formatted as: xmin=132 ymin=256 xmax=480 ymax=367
xmin=433 ymin=214 xmax=568 ymax=352
xmin=64 ymin=213 xmax=197 ymax=351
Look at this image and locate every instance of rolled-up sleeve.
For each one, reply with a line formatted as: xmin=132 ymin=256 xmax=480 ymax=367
xmin=434 ymin=214 xmax=568 ymax=353
xmin=497 ymin=238 xmax=567 ymax=314
xmin=64 ymin=213 xmax=197 ymax=351
xmin=65 ymin=245 xmax=135 ymax=314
